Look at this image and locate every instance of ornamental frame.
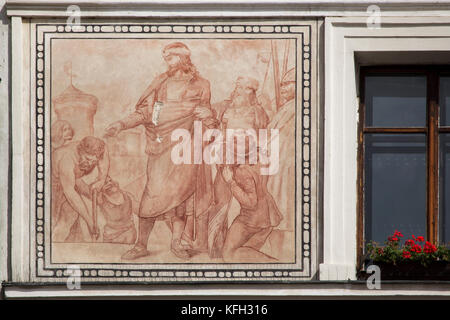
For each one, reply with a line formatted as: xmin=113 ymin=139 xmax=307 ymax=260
xmin=27 ymin=20 xmax=317 ymax=283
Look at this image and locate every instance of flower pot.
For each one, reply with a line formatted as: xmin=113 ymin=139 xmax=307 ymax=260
xmin=359 ymin=261 xmax=450 ymax=281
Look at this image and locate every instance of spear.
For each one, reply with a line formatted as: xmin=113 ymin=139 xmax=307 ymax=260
xmin=92 ymin=188 xmax=99 ymax=240
xmin=282 ymin=39 xmax=290 ymax=78
xmin=271 ymin=40 xmax=282 ymax=110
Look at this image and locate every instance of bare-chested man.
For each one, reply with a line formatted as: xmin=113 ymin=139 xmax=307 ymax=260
xmin=52 ymin=136 xmax=109 ymax=242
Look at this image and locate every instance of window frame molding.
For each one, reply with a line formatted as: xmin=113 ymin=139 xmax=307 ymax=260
xmin=358 ymin=65 xmax=450 ymax=263
xmin=323 ymin=17 xmax=450 ymax=281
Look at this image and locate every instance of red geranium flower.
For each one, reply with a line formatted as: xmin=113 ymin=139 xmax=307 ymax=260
xmin=424 ymin=241 xmax=437 ymax=254
xmin=388 ymin=236 xmax=399 ymax=242
xmin=411 ymin=244 xmax=422 ymax=253
xmin=394 ymin=230 xmax=404 ymax=238
xmin=368 ymin=231 xmax=448 ymax=265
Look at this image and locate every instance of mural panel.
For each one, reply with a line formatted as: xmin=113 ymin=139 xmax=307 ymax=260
xmin=30 ymin=21 xmax=317 ymax=282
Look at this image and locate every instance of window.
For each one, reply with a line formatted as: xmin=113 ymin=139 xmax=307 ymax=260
xmin=358 ymin=66 xmax=450 ymax=254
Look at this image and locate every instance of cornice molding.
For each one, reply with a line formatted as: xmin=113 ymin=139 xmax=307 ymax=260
xmin=6 ymin=0 xmax=450 ymax=18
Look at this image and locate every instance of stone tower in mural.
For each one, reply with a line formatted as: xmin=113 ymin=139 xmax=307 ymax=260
xmin=52 ymin=83 xmax=98 ymax=140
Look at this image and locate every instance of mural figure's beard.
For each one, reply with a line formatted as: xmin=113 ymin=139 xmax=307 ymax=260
xmin=230 ymin=91 xmax=252 ymax=108
xmin=78 ymin=160 xmax=96 ymax=174
xmin=167 ymin=63 xmax=182 ymax=76
xmin=166 ymin=62 xmax=193 ymax=77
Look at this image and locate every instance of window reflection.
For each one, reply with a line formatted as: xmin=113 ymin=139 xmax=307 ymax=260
xmin=364 ymin=134 xmax=427 ymax=244
xmin=365 ymin=76 xmax=427 ymax=128
xmin=439 ymin=133 xmax=450 ymax=244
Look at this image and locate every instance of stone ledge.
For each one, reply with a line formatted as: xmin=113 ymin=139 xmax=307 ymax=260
xmin=3 ymin=281 xmax=450 ymax=299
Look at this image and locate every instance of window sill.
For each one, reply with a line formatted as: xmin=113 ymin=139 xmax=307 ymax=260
xmin=3 ymin=280 xmax=450 ymax=299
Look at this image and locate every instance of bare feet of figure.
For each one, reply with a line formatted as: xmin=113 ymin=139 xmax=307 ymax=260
xmin=121 ymin=244 xmax=150 ymax=260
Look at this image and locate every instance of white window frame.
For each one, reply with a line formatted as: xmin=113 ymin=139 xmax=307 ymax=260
xmin=322 ymin=16 xmax=450 ymax=280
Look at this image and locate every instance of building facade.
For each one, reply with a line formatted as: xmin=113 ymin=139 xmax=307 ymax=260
xmin=1 ymin=0 xmax=450 ymax=298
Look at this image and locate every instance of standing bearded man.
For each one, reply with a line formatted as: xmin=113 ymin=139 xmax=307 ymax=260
xmin=105 ymin=42 xmax=217 ymax=260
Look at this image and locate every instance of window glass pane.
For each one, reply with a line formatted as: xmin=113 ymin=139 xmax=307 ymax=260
xmin=364 ymin=134 xmax=427 ymax=244
xmin=439 ymin=133 xmax=450 ymax=244
xmin=439 ymin=76 xmax=450 ymax=126
xmin=365 ymin=76 xmax=427 ymax=127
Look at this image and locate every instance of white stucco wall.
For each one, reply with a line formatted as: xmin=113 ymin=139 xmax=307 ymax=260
xmin=0 ymin=0 xmax=10 ymax=292
xmin=1 ymin=0 xmax=450 ymax=298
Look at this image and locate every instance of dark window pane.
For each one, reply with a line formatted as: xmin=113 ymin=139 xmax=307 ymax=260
xmin=439 ymin=133 xmax=450 ymax=244
xmin=365 ymin=76 xmax=427 ymax=127
xmin=439 ymin=76 xmax=450 ymax=126
xmin=364 ymin=134 xmax=427 ymax=244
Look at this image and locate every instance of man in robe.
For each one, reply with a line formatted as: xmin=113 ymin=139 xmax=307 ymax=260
xmin=105 ymin=42 xmax=217 ymax=260
xmin=220 ymin=160 xmax=282 ymax=262
xmin=208 ymin=76 xmax=281 ymax=259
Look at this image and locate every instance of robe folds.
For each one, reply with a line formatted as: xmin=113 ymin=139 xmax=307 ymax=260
xmin=119 ymin=71 xmax=216 ymax=223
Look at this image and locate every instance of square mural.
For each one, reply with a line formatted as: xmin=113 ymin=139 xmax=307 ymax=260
xmin=29 ymin=21 xmax=317 ymax=282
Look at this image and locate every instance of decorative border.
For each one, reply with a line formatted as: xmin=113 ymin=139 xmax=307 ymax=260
xmin=32 ymin=22 xmax=314 ymax=282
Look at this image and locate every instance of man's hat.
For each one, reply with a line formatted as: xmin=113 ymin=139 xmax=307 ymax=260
xmin=162 ymin=42 xmax=191 ymax=58
xmin=281 ymin=68 xmax=295 ymax=84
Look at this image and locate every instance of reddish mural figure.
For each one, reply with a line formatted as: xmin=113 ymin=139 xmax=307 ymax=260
xmin=221 ymin=162 xmax=282 ymax=263
xmin=51 ymin=120 xmax=75 ymax=225
xmin=208 ymin=77 xmax=282 ymax=261
xmin=105 ymin=42 xmax=217 ymax=260
xmin=98 ymin=177 xmax=137 ymax=244
xmin=52 ymin=136 xmax=110 ymax=242
xmin=266 ymin=68 xmax=296 ymax=258
xmin=51 ymin=120 xmax=75 ymax=150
